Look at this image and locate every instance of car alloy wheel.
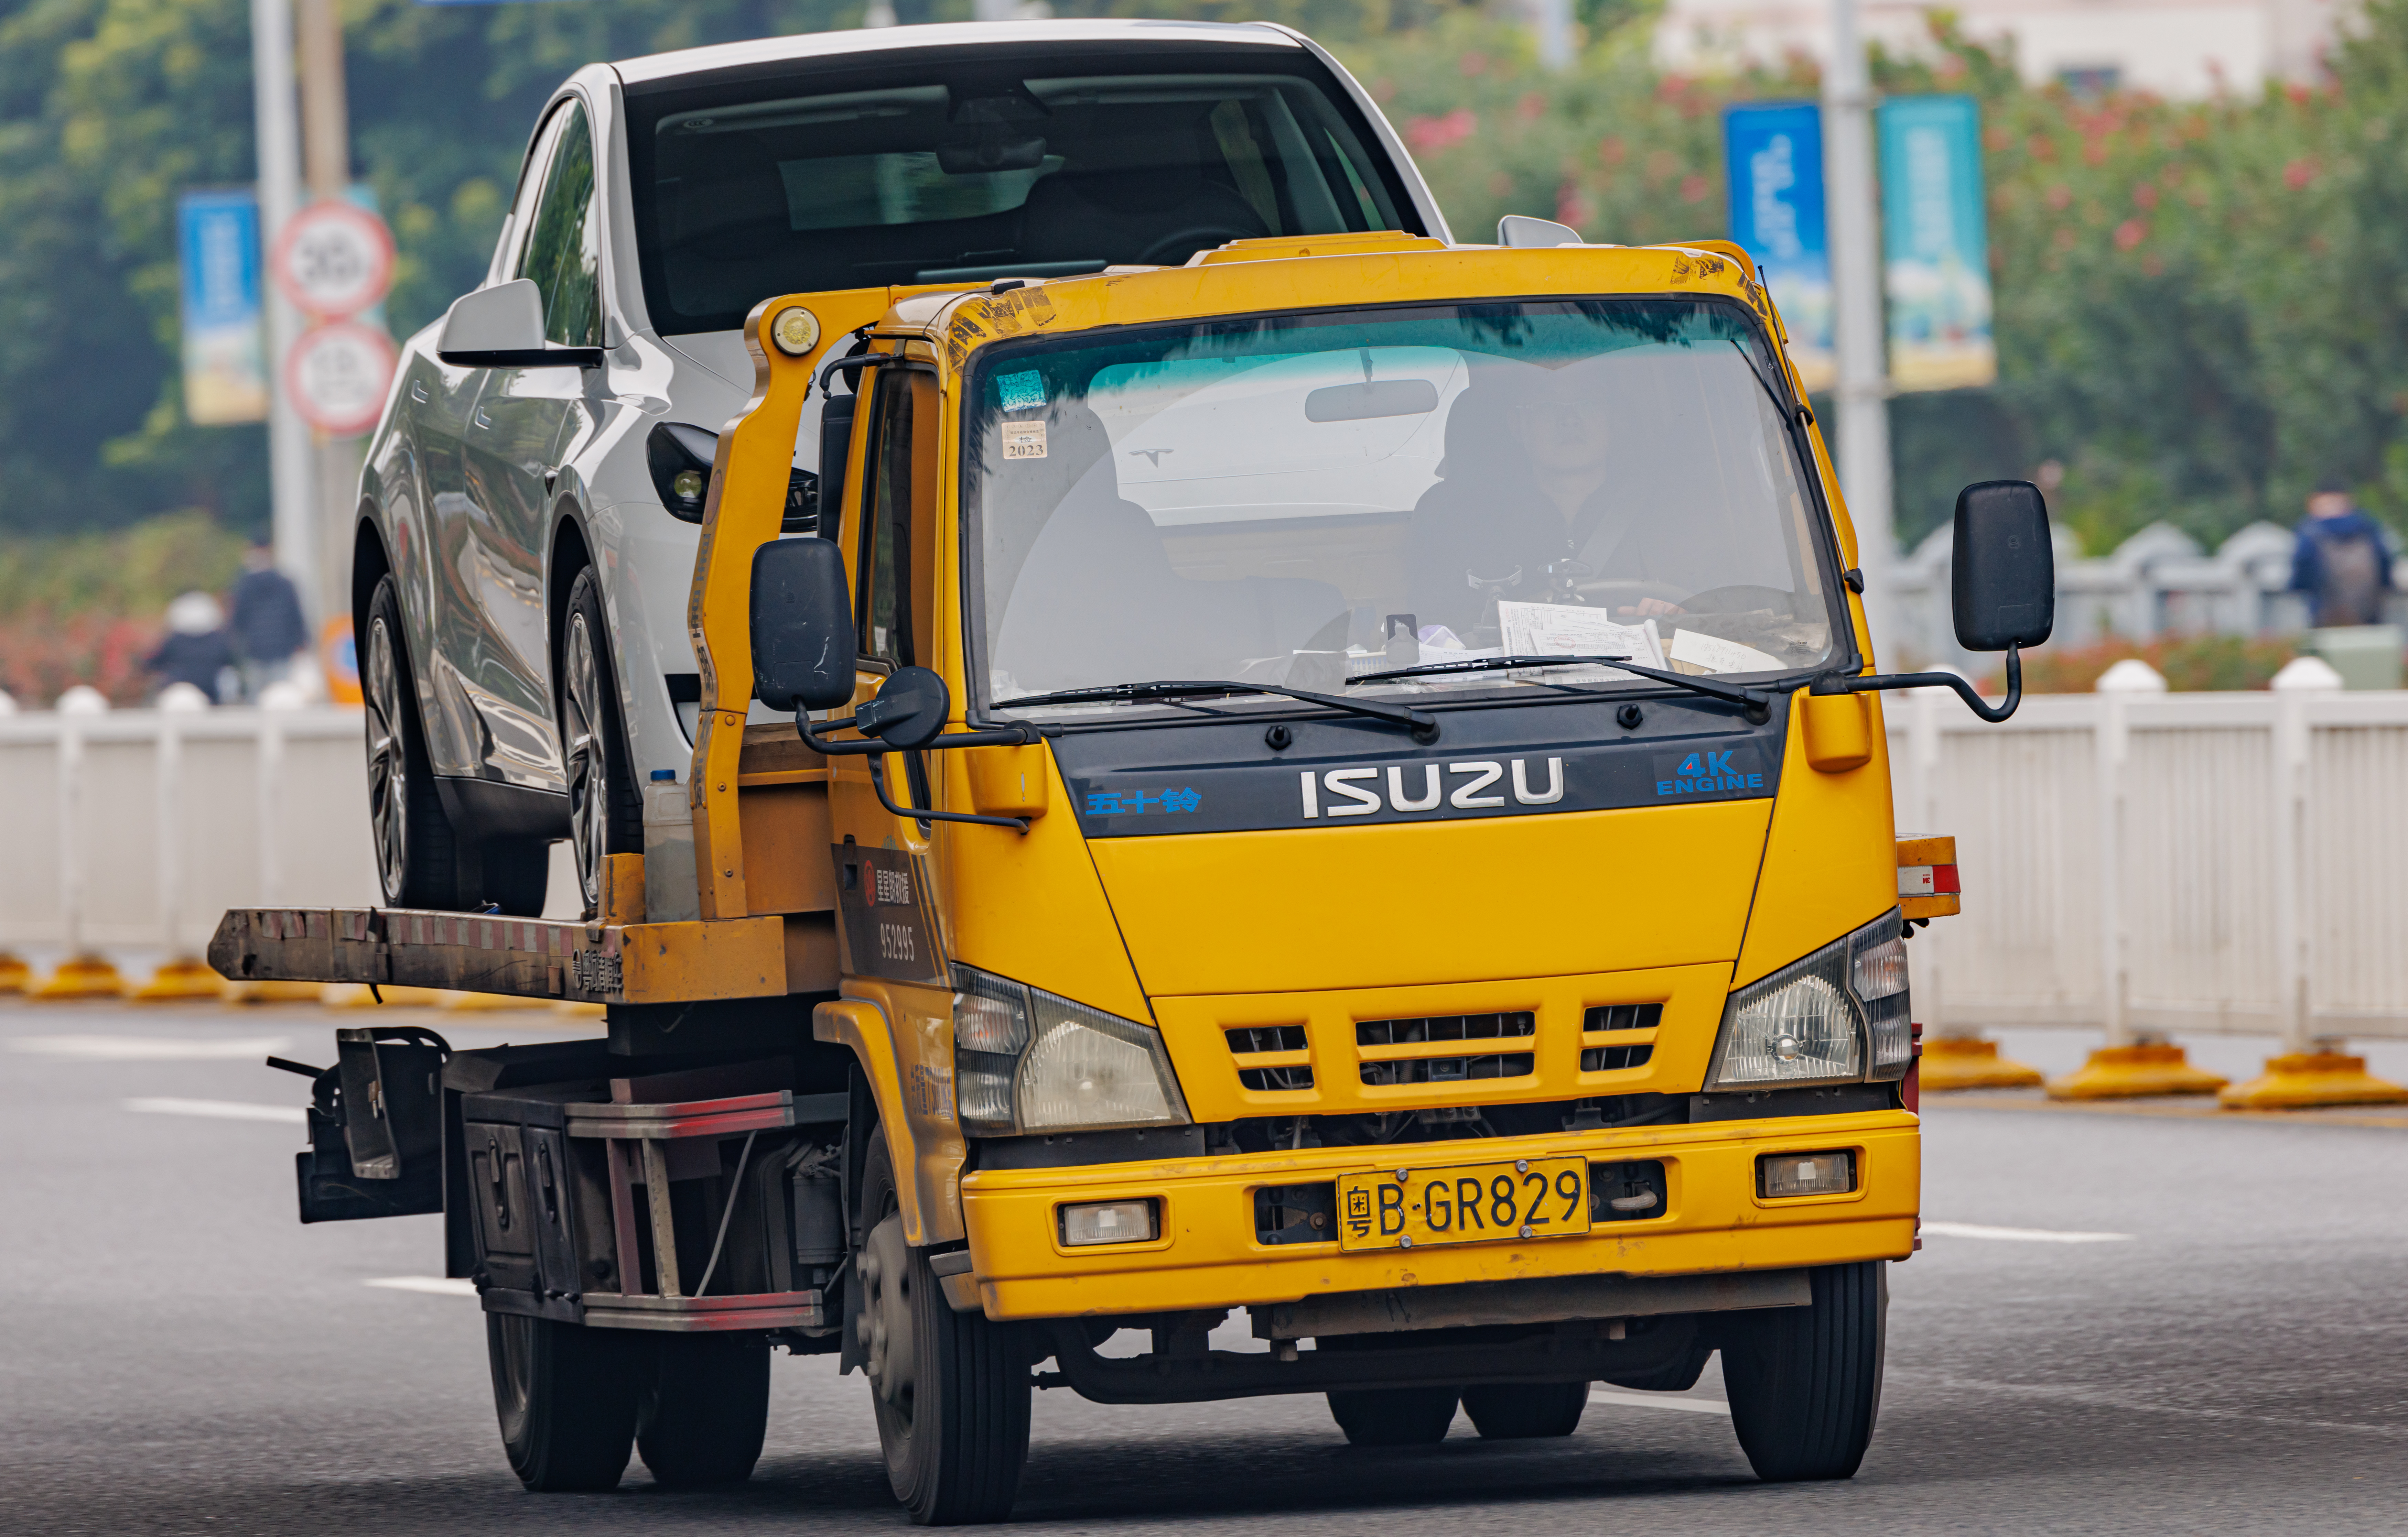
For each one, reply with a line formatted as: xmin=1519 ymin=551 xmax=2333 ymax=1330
xmin=364 ymin=614 xmax=410 ymax=904
xmin=561 ymin=607 xmax=609 ymax=914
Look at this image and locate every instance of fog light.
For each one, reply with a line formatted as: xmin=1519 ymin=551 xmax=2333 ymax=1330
xmin=1758 ymin=1150 xmax=1856 ymax=1198
xmin=671 ymin=468 xmax=704 ymax=502
xmin=1060 ymin=1198 xmax=1158 ymax=1246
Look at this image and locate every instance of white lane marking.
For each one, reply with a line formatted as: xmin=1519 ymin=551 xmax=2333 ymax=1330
xmin=125 ymin=1097 xmax=307 ymax=1124
xmin=13 ymin=1034 xmax=290 ymax=1061
xmin=1924 ymin=1220 xmax=2132 ymax=1244
xmin=1587 ymin=1390 xmax=1730 ymax=1416
xmin=366 ymin=1277 xmax=477 ymax=1297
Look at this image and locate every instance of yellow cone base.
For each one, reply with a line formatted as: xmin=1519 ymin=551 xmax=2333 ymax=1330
xmin=2218 ymin=1052 xmax=2408 ymax=1110
xmin=438 ymin=989 xmax=556 ymax=1011
xmin=2047 ymin=1043 xmax=2230 ymax=1100
xmin=33 ymin=955 xmax=126 ymax=999
xmin=553 ymin=1001 xmax=607 ymax=1020
xmin=222 ymin=979 xmax=330 ymax=1004
xmin=322 ymin=983 xmax=448 ymax=1008
xmin=130 ymin=958 xmax=226 ymax=1001
xmin=1918 ymin=1035 xmax=2045 ymax=1091
xmin=0 ymin=952 xmax=32 ymax=994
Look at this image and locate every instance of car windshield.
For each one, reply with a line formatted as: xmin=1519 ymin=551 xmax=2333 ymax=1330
xmin=967 ymin=298 xmax=1842 ymax=719
xmin=625 ymin=53 xmax=1414 ymax=334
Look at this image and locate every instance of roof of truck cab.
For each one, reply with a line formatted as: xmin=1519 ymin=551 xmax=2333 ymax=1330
xmin=610 ymin=19 xmax=1303 ymax=88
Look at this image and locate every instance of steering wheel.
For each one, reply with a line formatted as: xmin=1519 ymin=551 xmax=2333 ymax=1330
xmin=1678 ymin=585 xmax=1798 ymax=617
xmin=1135 ymin=226 xmax=1261 ymax=267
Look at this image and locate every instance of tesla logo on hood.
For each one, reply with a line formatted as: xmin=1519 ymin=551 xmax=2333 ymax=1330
xmin=1300 ymin=759 xmax=1565 ymax=819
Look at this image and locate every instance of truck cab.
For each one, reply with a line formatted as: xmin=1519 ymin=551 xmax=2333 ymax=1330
xmin=228 ymin=230 xmax=2051 ymax=1524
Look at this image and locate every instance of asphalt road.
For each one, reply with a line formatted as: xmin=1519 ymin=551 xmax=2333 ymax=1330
xmin=4 ymin=1002 xmax=2402 ymax=1536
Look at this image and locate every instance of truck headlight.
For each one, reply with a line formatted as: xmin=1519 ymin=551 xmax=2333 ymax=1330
xmin=951 ymin=964 xmax=1190 ymax=1137
xmin=1705 ymin=910 xmax=1911 ymax=1091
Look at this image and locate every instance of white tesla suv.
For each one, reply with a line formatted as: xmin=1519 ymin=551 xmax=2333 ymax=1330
xmin=353 ymin=19 xmax=1449 ymax=915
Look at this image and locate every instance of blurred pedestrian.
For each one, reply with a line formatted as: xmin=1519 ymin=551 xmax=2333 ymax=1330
xmin=2289 ymin=475 xmax=2395 ymax=629
xmin=228 ymin=538 xmax=308 ymax=699
xmin=143 ymin=592 xmax=235 ymax=704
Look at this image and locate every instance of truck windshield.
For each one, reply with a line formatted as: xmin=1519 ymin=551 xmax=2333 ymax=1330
xmin=965 ymin=299 xmax=1841 ymax=718
xmin=625 ymin=55 xmax=1413 ymax=335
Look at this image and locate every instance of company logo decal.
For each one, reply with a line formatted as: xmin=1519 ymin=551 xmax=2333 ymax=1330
xmin=1085 ymin=786 xmax=1203 ymax=817
xmin=1300 ymin=759 xmax=1564 ymax=819
xmin=1656 ymin=750 xmax=1765 ymax=797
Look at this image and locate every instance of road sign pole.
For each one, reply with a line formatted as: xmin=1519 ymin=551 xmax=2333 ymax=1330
xmin=297 ymin=0 xmax=358 ymax=638
xmin=1824 ymin=0 xmax=1895 ymax=652
xmin=250 ymin=0 xmax=315 ymax=624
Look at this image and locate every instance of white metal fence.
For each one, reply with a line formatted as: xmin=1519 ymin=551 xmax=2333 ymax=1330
xmin=1889 ymin=676 xmax=2408 ymax=1044
xmin=2 ymin=689 xmax=2402 ymax=1047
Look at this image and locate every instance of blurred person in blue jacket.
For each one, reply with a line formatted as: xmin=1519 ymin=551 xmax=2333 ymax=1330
xmin=229 ymin=538 xmax=309 ymax=698
xmin=143 ymin=592 xmax=236 ymax=704
xmin=2290 ymin=476 xmax=2396 ymax=629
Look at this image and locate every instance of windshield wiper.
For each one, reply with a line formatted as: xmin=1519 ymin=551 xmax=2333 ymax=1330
xmin=1347 ymin=652 xmax=1773 ymax=724
xmin=993 ymin=679 xmax=1439 ymax=742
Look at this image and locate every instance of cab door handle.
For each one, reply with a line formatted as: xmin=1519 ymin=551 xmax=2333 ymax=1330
xmin=473 ymin=408 xmax=492 ymax=430
xmin=409 ymin=380 xmax=429 ymax=404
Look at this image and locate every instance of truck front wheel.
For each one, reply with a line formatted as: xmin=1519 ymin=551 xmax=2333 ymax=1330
xmin=637 ymin=1334 xmax=770 ymax=1487
xmin=1326 ymin=1386 xmax=1460 ymax=1445
xmin=1721 ymin=1261 xmax=1886 ymax=1482
xmin=486 ymin=1313 xmax=643 ymax=1491
xmin=858 ymin=1130 xmax=1030 ymax=1525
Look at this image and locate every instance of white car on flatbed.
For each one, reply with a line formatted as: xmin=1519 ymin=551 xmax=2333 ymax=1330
xmin=353 ymin=19 xmax=1447 ymax=915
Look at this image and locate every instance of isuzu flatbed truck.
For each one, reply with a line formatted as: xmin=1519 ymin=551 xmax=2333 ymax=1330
xmin=217 ymin=231 xmax=2043 ymax=1524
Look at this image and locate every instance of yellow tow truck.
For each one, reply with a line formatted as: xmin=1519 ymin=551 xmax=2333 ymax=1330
xmin=218 ymin=230 xmax=2046 ymax=1524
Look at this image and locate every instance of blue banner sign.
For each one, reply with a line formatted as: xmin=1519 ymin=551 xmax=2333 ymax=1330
xmin=1721 ymin=102 xmax=1834 ymax=393
xmin=178 ymin=189 xmax=268 ymax=425
xmin=1878 ymin=95 xmax=1996 ymax=392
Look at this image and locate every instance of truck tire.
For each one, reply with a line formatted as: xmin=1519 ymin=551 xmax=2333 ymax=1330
xmin=1721 ymin=1261 xmax=1885 ymax=1482
xmin=363 ymin=574 xmax=462 ymax=909
xmin=637 ymin=1334 xmax=770 ymax=1487
xmin=556 ymin=565 xmax=642 ymax=920
xmin=1326 ymin=1386 xmax=1460 ymax=1445
xmin=486 ymin=1313 xmax=643 ymax=1492
xmin=1460 ymin=1381 xmax=1588 ymax=1439
xmin=859 ymin=1129 xmax=1029 ymax=1525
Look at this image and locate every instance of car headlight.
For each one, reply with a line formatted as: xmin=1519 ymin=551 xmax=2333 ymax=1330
xmin=951 ymin=964 xmax=1190 ymax=1136
xmin=1705 ymin=909 xmax=1912 ymax=1090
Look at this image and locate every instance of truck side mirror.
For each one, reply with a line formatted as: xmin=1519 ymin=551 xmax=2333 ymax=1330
xmin=750 ymin=537 xmax=857 ymax=711
xmin=852 ymin=666 xmax=949 ymax=750
xmin=1951 ymin=480 xmax=2055 ymax=651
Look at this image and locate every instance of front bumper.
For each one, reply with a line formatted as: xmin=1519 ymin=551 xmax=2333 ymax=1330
xmin=959 ymin=1109 xmax=1917 ymax=1322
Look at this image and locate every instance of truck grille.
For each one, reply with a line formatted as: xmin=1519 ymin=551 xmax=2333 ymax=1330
xmin=1226 ymin=1025 xmax=1313 ymax=1092
xmin=1357 ymin=1011 xmax=1536 ymax=1086
xmin=1581 ymin=1003 xmax=1661 ymax=1072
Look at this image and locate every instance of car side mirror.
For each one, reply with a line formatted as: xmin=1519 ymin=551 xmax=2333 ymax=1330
xmin=851 ymin=667 xmax=949 ymax=751
xmin=749 ymin=537 xmax=856 ymax=712
xmin=1952 ymin=480 xmax=2055 ymax=651
xmin=436 ymin=279 xmax=602 ymax=369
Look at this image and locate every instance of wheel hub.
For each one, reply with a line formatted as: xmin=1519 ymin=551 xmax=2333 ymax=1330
xmin=857 ymin=1214 xmax=916 ymax=1411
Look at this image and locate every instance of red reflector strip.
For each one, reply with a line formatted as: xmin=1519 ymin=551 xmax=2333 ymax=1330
xmin=1930 ymin=863 xmax=1962 ymax=894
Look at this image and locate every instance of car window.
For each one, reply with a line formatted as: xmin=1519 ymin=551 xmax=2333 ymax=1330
xmin=856 ymin=371 xmax=921 ymax=668
xmin=624 ymin=54 xmax=1420 ymax=335
xmin=517 ymin=101 xmax=602 ymax=348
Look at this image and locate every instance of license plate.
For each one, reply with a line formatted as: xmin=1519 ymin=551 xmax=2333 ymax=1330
xmin=1336 ymin=1156 xmax=1591 ymax=1252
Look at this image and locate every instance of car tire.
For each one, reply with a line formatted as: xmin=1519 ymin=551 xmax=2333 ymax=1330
xmin=487 ymin=1312 xmax=644 ymax=1492
xmin=557 ymin=565 xmax=643 ymax=919
xmin=1721 ymin=1261 xmax=1885 ymax=1482
xmin=1326 ymin=1386 xmax=1460 ymax=1446
xmin=363 ymin=573 xmax=464 ymax=909
xmin=859 ymin=1128 xmax=1030 ymax=1525
xmin=637 ymin=1333 xmax=771 ymax=1488
xmin=1460 ymin=1381 xmax=1588 ymax=1439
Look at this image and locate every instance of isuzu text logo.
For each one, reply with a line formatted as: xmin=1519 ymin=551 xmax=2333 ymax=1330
xmin=1299 ymin=759 xmax=1565 ymax=819
xmin=1656 ymin=750 xmax=1765 ymax=797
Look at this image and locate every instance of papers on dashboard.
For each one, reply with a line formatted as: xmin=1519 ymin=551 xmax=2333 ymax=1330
xmin=1668 ymin=628 xmax=1784 ymax=675
xmin=1495 ymin=602 xmax=1666 ymax=672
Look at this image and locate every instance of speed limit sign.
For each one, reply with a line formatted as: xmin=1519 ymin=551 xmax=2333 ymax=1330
xmin=271 ymin=200 xmax=394 ymax=319
xmin=286 ymin=321 xmax=397 ymax=438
